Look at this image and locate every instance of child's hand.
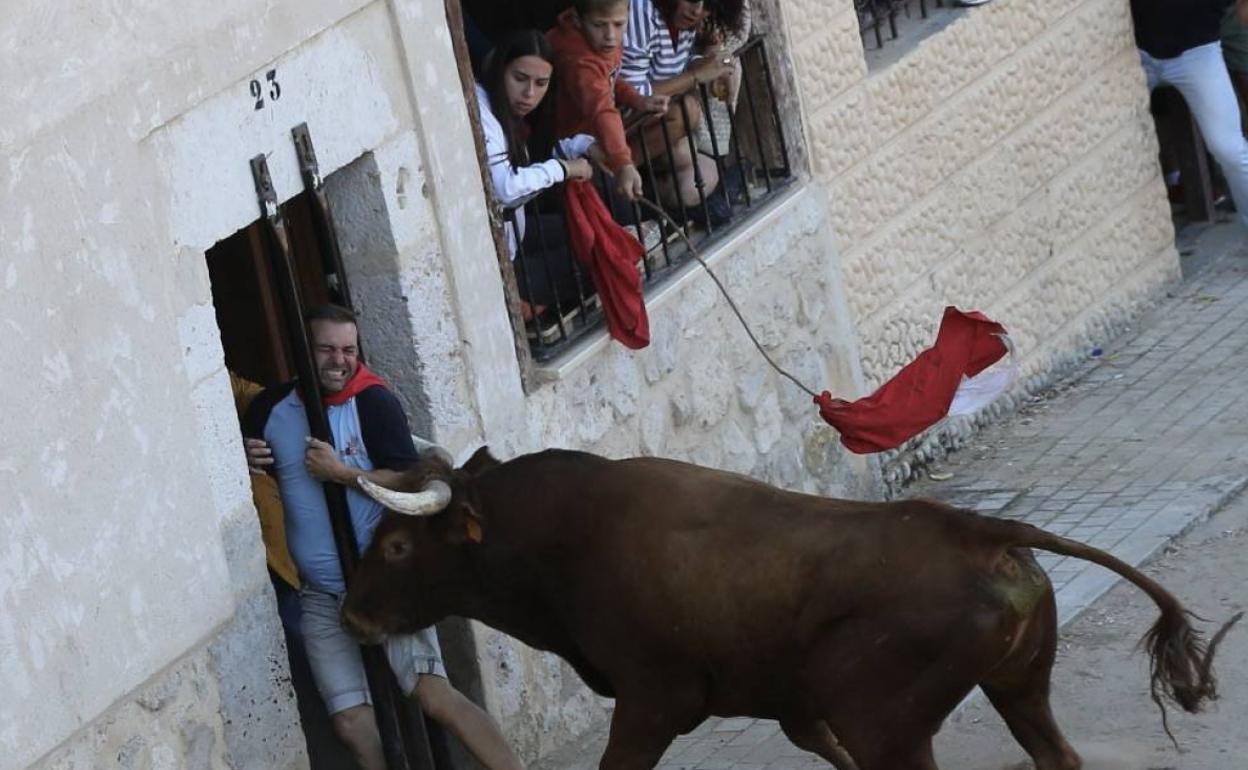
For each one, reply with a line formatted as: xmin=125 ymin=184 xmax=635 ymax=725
xmin=640 ymin=94 xmax=670 ymax=115
xmin=562 ymin=158 xmax=595 ymax=182
xmin=616 ymin=164 xmax=644 ymax=201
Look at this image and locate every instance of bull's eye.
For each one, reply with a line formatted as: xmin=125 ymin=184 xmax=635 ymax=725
xmin=384 ymin=535 xmax=413 ymax=563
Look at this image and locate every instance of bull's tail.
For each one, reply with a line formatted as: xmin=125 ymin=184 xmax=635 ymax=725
xmin=987 ymin=517 xmax=1242 ymax=731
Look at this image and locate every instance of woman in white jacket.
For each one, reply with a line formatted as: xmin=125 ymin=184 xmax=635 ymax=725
xmin=477 ymin=29 xmax=601 ymax=320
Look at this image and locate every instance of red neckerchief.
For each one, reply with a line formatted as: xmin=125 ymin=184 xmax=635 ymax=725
xmin=322 ymin=363 xmax=387 ymax=406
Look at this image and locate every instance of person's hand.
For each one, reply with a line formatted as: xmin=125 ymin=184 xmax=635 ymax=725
xmin=710 ymin=71 xmax=734 ymax=102
xmin=640 ymin=94 xmax=670 ymax=115
xmin=562 ymin=157 xmax=595 ymax=182
xmin=586 ymin=141 xmax=608 ymax=170
xmin=689 ymin=54 xmax=735 ymax=86
xmin=615 ymin=164 xmax=644 ymax=201
xmin=304 ymin=437 xmax=346 ymax=483
xmin=245 ymin=438 xmax=274 ymax=476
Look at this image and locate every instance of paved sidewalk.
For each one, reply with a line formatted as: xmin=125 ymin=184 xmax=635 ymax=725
xmin=540 ymin=225 xmax=1248 ymax=770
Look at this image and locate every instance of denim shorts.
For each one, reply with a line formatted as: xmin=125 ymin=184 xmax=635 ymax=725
xmin=300 ymin=589 xmax=446 ymax=715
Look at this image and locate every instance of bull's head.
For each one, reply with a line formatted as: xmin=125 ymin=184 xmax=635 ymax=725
xmin=341 ymin=447 xmax=501 ymax=643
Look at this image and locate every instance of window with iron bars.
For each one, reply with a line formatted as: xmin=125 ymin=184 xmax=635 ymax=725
xmin=501 ymin=36 xmax=794 ymax=363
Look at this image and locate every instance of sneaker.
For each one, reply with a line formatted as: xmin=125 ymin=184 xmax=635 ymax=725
xmin=955 ymin=0 xmax=993 ymax=5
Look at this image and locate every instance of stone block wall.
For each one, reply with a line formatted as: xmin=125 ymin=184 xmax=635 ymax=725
xmin=782 ymin=0 xmax=1179 ymax=393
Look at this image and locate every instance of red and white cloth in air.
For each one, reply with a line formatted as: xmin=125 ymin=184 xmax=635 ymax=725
xmin=814 ymin=307 xmax=1017 ymax=454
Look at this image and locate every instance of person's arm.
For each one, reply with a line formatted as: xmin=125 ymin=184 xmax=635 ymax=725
xmin=620 ymin=51 xmax=654 ymax=97
xmin=478 ymin=87 xmax=567 ymax=206
xmin=240 ymin=382 xmax=294 ymax=475
xmin=613 ymin=78 xmax=649 ymax=112
xmin=304 ymin=437 xmax=410 ymax=490
xmin=650 ymin=54 xmax=735 ymax=97
xmin=305 ymin=386 xmax=423 ymax=489
xmin=1238 ymin=0 xmax=1248 ymax=24
xmin=569 ymin=60 xmax=634 ymax=172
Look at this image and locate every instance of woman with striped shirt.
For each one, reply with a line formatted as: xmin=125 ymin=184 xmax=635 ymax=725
xmin=621 ymin=0 xmax=740 ymax=225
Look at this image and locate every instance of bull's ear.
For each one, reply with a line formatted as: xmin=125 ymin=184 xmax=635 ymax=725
xmin=445 ymin=502 xmax=485 ymax=544
xmin=462 ymin=446 xmax=501 ymax=476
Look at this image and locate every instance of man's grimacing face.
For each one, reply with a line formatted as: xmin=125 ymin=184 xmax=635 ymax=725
xmin=310 ymin=319 xmax=360 ymax=394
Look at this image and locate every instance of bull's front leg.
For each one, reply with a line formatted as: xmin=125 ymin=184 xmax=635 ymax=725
xmin=598 ymin=692 xmax=699 ymax=770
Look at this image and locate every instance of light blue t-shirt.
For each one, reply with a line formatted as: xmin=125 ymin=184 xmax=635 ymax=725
xmin=261 ymin=386 xmax=415 ymax=594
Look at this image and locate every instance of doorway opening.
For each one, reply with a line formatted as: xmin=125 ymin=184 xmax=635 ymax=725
xmin=203 ymin=154 xmax=480 ymax=768
xmin=205 ymin=188 xmax=360 ymax=768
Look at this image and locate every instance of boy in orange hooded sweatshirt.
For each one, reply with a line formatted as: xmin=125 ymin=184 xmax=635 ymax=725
xmin=547 ymin=0 xmax=669 ymax=202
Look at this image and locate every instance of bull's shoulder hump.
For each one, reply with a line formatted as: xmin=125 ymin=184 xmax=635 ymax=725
xmin=506 ymin=448 xmax=611 ymax=466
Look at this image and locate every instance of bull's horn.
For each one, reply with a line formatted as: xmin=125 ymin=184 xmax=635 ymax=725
xmin=358 ymin=477 xmax=452 ymax=516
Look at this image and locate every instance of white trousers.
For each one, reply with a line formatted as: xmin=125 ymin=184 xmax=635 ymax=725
xmin=1141 ymin=41 xmax=1248 ymax=227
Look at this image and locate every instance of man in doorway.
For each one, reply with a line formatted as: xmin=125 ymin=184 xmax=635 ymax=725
xmin=1132 ymin=0 xmax=1248 ymax=228
xmin=242 ymin=304 xmax=523 ymax=770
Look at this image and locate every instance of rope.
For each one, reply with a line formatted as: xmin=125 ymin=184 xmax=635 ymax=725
xmin=634 ymin=197 xmax=820 ymax=400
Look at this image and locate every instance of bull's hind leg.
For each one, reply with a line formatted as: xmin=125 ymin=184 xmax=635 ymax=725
xmin=981 ymin=590 xmax=1081 ymax=770
xmin=809 ymin=605 xmax=1020 ymax=770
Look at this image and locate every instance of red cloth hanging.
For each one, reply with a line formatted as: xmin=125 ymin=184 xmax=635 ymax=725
xmin=562 ymin=181 xmax=650 ymax=349
xmin=815 ymin=307 xmax=1009 ymax=454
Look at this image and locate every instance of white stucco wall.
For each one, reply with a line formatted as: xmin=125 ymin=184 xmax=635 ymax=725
xmin=0 ymin=0 xmax=466 ymax=767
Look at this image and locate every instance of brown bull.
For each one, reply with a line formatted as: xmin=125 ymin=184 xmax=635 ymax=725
xmin=342 ymin=449 xmax=1239 ymax=770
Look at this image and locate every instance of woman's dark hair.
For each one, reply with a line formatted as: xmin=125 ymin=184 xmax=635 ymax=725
xmin=480 ymin=29 xmax=558 ymax=169
xmin=653 ymin=0 xmax=747 ymax=43
xmin=703 ymin=0 xmax=747 ymax=41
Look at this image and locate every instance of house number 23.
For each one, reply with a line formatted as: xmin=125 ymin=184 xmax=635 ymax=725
xmin=249 ymin=70 xmax=282 ymax=111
